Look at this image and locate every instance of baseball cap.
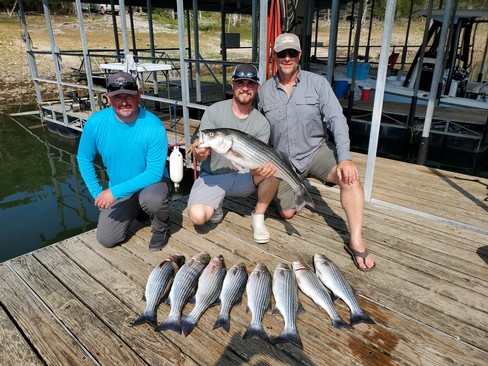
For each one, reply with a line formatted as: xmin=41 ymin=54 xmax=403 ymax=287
xmin=231 ymin=64 xmax=259 ymax=82
xmin=274 ymin=33 xmax=301 ymax=53
xmin=106 ymin=72 xmax=138 ymax=97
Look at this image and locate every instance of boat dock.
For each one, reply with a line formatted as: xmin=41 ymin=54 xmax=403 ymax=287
xmin=1 ymin=151 xmax=487 ymax=365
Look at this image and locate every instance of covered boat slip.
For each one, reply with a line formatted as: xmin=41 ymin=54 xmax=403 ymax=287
xmin=1 ymin=153 xmax=487 ymax=366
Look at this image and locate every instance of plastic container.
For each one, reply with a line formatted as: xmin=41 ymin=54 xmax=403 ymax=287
xmin=334 ymin=80 xmax=349 ymax=99
xmin=347 ymin=61 xmax=371 ymax=80
xmin=361 ymin=87 xmax=371 ymax=101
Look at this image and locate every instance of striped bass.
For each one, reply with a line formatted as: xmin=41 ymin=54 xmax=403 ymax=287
xmin=198 ymin=128 xmax=314 ymax=213
xmin=243 ymin=263 xmax=272 ymax=343
xmin=213 ymin=262 xmax=248 ymax=332
xmin=157 ymin=252 xmax=211 ymax=333
xmin=291 ymin=260 xmax=350 ymax=329
xmin=313 ymin=254 xmax=375 ymax=326
xmin=272 ymin=263 xmax=304 ymax=349
xmin=131 ymin=253 xmax=186 ymax=330
xmin=181 ymin=255 xmax=227 ymax=336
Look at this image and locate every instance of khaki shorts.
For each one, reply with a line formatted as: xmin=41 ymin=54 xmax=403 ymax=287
xmin=275 ymin=141 xmax=338 ymax=212
xmin=187 ymin=171 xmax=256 ymax=210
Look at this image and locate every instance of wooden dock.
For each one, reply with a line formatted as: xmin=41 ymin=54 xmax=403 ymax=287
xmin=1 ymin=151 xmax=487 ymax=365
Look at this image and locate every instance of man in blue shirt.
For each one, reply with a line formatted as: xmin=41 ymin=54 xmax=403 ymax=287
xmin=258 ymin=33 xmax=375 ymax=271
xmin=77 ymin=72 xmax=171 ymax=251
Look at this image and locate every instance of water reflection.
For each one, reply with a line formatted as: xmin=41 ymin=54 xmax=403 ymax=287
xmin=0 ymin=112 xmax=100 ymax=262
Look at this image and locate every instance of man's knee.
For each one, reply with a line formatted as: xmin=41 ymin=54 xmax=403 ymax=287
xmin=140 ymin=188 xmax=169 ymax=214
xmin=96 ymin=229 xmax=125 ymax=248
xmin=279 ymin=209 xmax=296 ymax=220
xmin=188 ymin=207 xmax=207 ymax=225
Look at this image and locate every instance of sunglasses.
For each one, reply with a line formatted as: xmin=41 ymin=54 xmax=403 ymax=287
xmin=107 ymin=81 xmax=138 ymax=92
xmin=232 ymin=71 xmax=259 ymax=81
xmin=233 ymin=79 xmax=258 ymax=87
xmin=276 ymin=49 xmax=300 ymax=59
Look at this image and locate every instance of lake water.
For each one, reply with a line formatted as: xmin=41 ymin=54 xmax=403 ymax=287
xmin=0 ymin=107 xmax=192 ymax=263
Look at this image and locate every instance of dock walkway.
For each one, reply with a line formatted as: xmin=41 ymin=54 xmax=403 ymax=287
xmin=1 ymin=153 xmax=487 ymax=365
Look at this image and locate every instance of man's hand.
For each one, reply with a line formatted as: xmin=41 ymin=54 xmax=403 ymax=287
xmin=95 ymin=189 xmax=115 ymax=209
xmin=192 ymin=138 xmax=211 ymax=162
xmin=336 ymin=160 xmax=359 ymax=185
xmin=252 ymin=162 xmax=277 ymax=178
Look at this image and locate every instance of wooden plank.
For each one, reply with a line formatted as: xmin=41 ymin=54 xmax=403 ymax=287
xmin=152 ymin=199 xmax=488 ymax=365
xmin=0 ymin=299 xmax=42 ymax=366
xmin=57 ymin=235 xmax=291 ymax=366
xmin=0 ymin=263 xmax=95 ymax=365
xmin=8 ymin=253 xmax=150 ymax=366
xmin=32 ymin=243 xmax=199 ymax=366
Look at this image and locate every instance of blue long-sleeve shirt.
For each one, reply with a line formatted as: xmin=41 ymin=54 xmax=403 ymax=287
xmin=77 ymin=107 xmax=169 ymax=200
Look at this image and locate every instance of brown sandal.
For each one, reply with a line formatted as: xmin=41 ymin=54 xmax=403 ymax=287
xmin=344 ymin=245 xmax=376 ymax=272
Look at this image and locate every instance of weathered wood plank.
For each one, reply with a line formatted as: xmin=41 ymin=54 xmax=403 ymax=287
xmin=8 ymin=253 xmax=150 ymax=366
xmin=0 ymin=263 xmax=95 ymax=365
xmin=60 ymin=234 xmax=298 ymax=366
xmin=0 ymin=297 xmax=42 ymax=366
xmin=33 ymin=243 xmax=197 ymax=366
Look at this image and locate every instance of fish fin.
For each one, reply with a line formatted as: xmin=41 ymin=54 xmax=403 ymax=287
xmin=156 ymin=315 xmax=182 ymax=334
xmin=350 ymin=310 xmax=375 ymax=326
xmin=208 ymin=298 xmax=221 ymax=308
xmin=231 ymin=161 xmax=246 ymax=172
xmin=164 ymin=297 xmax=172 ymax=305
xmin=181 ymin=315 xmax=198 ymax=337
xmin=242 ymin=322 xmax=271 ymax=343
xmin=331 ymin=316 xmax=352 ymax=329
xmin=213 ymin=314 xmax=230 ymax=332
xmin=297 ymin=302 xmax=305 ymax=316
xmin=187 ymin=295 xmax=196 ymax=304
xmin=142 ymin=293 xmax=146 ymax=302
xmin=273 ymin=327 xmax=303 ymax=349
xmin=245 ymin=305 xmax=250 ymax=313
xmin=271 ymin=306 xmax=280 ymax=315
xmin=294 ymin=186 xmax=315 ymax=213
xmin=130 ymin=312 xmax=157 ymax=330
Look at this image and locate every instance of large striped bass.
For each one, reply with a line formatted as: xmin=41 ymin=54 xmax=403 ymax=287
xmin=157 ymin=252 xmax=211 ymax=333
xmin=272 ymin=263 xmax=304 ymax=349
xmin=213 ymin=262 xmax=248 ymax=332
xmin=243 ymin=263 xmax=272 ymax=343
xmin=198 ymin=128 xmax=314 ymax=213
xmin=181 ymin=255 xmax=227 ymax=336
xmin=291 ymin=260 xmax=350 ymax=329
xmin=313 ymin=254 xmax=375 ymax=326
xmin=131 ymin=253 xmax=186 ymax=330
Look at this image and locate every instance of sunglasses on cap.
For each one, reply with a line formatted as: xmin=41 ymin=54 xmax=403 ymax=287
xmin=107 ymin=81 xmax=138 ymax=92
xmin=232 ymin=71 xmax=259 ymax=81
xmin=276 ymin=49 xmax=300 ymax=59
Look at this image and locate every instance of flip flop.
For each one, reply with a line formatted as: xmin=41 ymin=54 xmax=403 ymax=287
xmin=344 ymin=245 xmax=376 ymax=272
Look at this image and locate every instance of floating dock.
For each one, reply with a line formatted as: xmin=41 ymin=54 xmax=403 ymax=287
xmin=1 ymin=152 xmax=487 ymax=365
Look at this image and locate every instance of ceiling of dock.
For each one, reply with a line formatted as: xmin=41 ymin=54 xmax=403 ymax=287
xmin=74 ymin=0 xmax=350 ymax=15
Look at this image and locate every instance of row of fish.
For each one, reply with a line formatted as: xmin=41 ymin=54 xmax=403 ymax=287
xmin=131 ymin=252 xmax=374 ymax=349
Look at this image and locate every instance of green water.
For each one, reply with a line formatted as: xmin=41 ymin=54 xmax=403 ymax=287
xmin=0 ymin=108 xmax=192 ymax=263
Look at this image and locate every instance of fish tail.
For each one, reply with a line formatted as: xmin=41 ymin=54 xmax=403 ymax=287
xmin=181 ymin=315 xmax=198 ymax=337
xmin=350 ymin=310 xmax=375 ymax=325
xmin=213 ymin=313 xmax=230 ymax=332
xmin=331 ymin=316 xmax=352 ymax=329
xmin=242 ymin=322 xmax=270 ymax=343
xmin=156 ymin=315 xmax=182 ymax=334
xmin=273 ymin=326 xmax=303 ymax=349
xmin=130 ymin=311 xmax=157 ymax=330
xmin=294 ymin=187 xmax=315 ymax=213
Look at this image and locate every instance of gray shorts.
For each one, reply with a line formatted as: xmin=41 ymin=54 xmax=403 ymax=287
xmin=275 ymin=141 xmax=338 ymax=212
xmin=187 ymin=171 xmax=257 ymax=209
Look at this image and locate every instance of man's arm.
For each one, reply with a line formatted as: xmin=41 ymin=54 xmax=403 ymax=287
xmin=77 ymin=123 xmax=103 ymax=200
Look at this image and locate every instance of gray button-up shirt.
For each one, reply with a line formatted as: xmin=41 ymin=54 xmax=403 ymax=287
xmin=258 ymin=69 xmax=352 ymax=173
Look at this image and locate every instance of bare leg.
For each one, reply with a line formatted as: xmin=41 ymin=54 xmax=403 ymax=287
xmin=253 ymin=176 xmax=280 ymax=214
xmin=327 ymin=166 xmax=375 ymax=270
xmin=188 ymin=204 xmax=215 ymax=225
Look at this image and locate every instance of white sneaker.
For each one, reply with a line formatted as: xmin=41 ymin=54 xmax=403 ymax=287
xmin=251 ymin=212 xmax=270 ymax=244
xmin=209 ymin=204 xmax=224 ymax=224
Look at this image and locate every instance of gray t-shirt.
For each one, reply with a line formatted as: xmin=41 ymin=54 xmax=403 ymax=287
xmin=258 ymin=69 xmax=352 ymax=173
xmin=199 ymin=99 xmax=270 ymax=175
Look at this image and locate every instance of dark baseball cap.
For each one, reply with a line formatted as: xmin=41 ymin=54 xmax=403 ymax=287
xmin=106 ymin=72 xmax=139 ymax=97
xmin=231 ymin=64 xmax=259 ymax=82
